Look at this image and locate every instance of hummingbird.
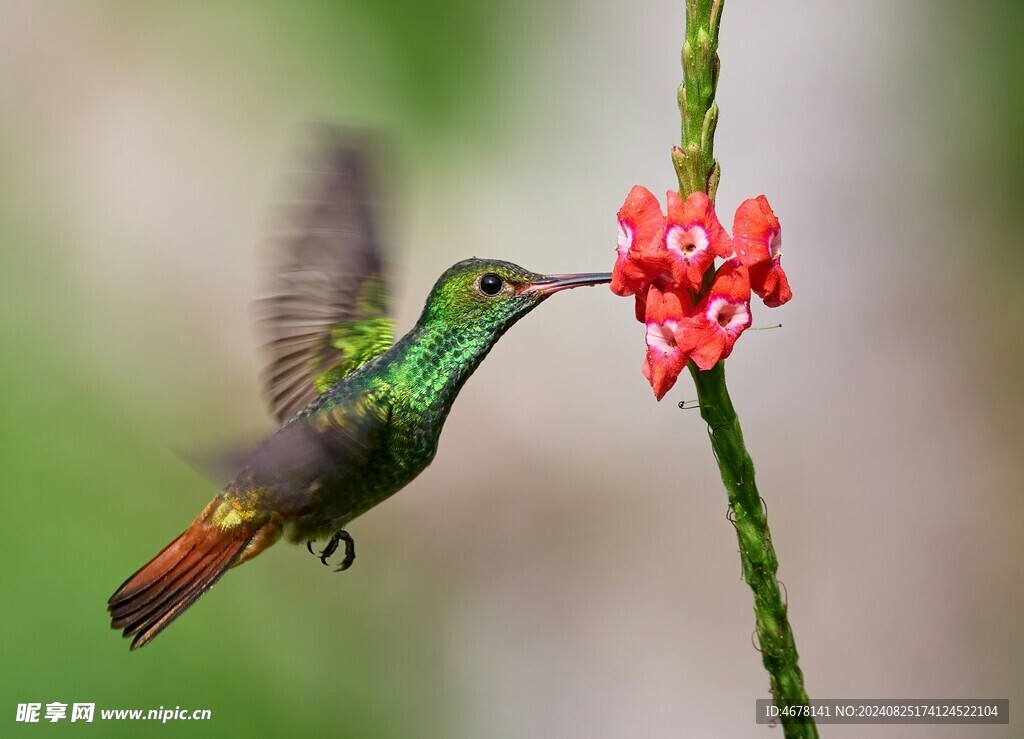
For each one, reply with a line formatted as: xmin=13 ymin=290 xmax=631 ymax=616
xmin=107 ymin=130 xmax=611 ymax=649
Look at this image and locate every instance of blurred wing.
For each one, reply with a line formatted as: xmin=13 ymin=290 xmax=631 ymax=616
xmin=260 ymin=129 xmax=394 ymax=424
xmin=238 ymin=389 xmax=393 ymax=504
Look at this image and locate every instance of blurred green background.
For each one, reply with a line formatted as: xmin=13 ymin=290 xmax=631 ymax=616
xmin=2 ymin=1 xmax=1023 ymax=737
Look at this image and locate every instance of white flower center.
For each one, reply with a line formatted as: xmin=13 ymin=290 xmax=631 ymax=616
xmin=666 ymin=224 xmax=708 ymax=260
xmin=646 ymin=320 xmax=679 ymax=354
xmin=706 ymin=297 xmax=749 ymax=332
xmin=617 ymin=219 xmax=634 ymax=254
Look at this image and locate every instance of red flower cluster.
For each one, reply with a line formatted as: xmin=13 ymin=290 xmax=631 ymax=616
xmin=612 ymin=186 xmax=791 ymax=400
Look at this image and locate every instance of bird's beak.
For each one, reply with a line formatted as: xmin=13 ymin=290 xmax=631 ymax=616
xmin=522 ymin=272 xmax=613 ymax=296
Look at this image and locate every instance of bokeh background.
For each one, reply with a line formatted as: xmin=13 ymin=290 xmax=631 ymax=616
xmin=2 ymin=1 xmax=1023 ymax=737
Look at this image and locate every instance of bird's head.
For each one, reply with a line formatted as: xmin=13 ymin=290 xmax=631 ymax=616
xmin=418 ymin=258 xmax=611 ymax=335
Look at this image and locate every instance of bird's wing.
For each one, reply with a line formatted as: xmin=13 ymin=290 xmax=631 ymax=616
xmin=259 ymin=128 xmax=395 ymax=424
xmin=238 ymin=388 xmax=393 ymax=506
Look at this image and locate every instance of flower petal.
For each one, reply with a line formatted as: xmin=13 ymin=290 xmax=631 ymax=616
xmin=642 ymin=282 xmax=693 ymax=401
xmin=749 ymin=258 xmax=792 ymax=308
xmin=611 ymin=186 xmax=668 ymax=297
xmin=634 ymin=285 xmax=649 ymax=323
xmin=689 ymin=330 xmax=726 ymax=370
xmin=610 ymin=251 xmax=649 ymax=296
xmin=645 ymin=344 xmax=688 ymax=400
xmin=669 ymin=191 xmax=729 ymax=250
xmin=707 ymin=258 xmax=751 ymax=304
xmin=674 ymin=260 xmax=753 ymax=369
xmin=644 ymin=280 xmax=694 ymax=324
xmin=617 ymin=185 xmax=665 ymax=256
xmin=732 ymin=195 xmax=781 ymax=267
xmin=658 ymin=190 xmax=731 ymax=289
xmin=675 ymin=316 xmax=723 ymax=371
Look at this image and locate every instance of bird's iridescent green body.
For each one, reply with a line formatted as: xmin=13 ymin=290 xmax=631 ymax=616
xmin=107 ymin=130 xmax=610 ymax=650
xmin=231 ymin=259 xmax=553 ymax=541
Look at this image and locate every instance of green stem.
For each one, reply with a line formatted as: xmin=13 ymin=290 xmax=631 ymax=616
xmin=674 ymin=0 xmax=723 ymax=199
xmin=688 ymin=365 xmax=817 ymax=738
xmin=676 ymin=2 xmax=817 ymax=736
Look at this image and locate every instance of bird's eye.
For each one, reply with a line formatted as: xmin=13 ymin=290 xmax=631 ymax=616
xmin=479 ymin=273 xmax=503 ymax=297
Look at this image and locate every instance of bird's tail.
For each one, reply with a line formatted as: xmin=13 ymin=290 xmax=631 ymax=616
xmin=108 ymin=496 xmax=278 ymax=650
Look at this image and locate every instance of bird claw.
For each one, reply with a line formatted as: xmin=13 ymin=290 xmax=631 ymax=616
xmin=306 ymin=530 xmax=355 ymax=572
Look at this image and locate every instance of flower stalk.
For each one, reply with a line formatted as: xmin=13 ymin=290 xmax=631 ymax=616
xmin=676 ymin=2 xmax=817 ymax=737
xmin=674 ymin=0 xmax=723 ymax=199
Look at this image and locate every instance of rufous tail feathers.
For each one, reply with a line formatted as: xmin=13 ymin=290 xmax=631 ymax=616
xmin=108 ymin=497 xmax=279 ymax=650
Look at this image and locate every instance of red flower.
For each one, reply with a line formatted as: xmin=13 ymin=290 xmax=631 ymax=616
xmin=732 ymin=195 xmax=791 ymax=307
xmin=675 ymin=259 xmax=752 ymax=370
xmin=632 ymin=271 xmax=674 ymax=323
xmin=637 ymin=190 xmax=730 ymax=290
xmin=749 ymin=260 xmax=792 ymax=308
xmin=641 ymin=282 xmax=693 ymax=400
xmin=609 ymin=185 xmax=791 ymax=396
xmin=611 ymin=185 xmax=665 ymax=297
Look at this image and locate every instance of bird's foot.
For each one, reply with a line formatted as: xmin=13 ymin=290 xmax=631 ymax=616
xmin=305 ymin=530 xmax=356 ymax=572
